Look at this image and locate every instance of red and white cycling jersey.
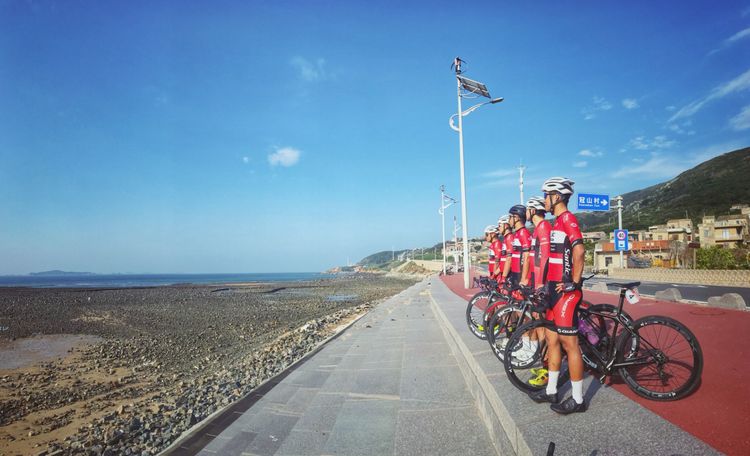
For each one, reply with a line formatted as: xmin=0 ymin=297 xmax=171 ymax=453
xmin=530 ymin=219 xmax=552 ymax=289
xmin=510 ymin=227 xmax=531 ymax=274
xmin=548 ymin=211 xmax=583 ymax=284
xmin=488 ymin=239 xmax=502 ymax=275
xmin=499 ymin=234 xmax=512 ymax=273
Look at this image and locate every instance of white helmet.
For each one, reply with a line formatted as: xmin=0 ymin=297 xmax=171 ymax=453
xmin=526 ymin=196 xmax=546 ymax=211
xmin=541 ymin=177 xmax=575 ymax=195
xmin=497 ymin=215 xmax=510 ymax=226
xmin=484 ymin=225 xmax=498 ymax=234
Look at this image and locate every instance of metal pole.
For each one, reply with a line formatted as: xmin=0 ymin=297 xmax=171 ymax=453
xmin=519 ymin=165 xmax=526 ymax=204
xmin=615 ymin=195 xmax=624 ymax=268
xmin=457 ymin=76 xmax=471 ymax=288
xmin=440 ymin=185 xmax=447 ymax=275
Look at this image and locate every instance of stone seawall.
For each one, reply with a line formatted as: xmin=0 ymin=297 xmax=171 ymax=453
xmin=609 ymin=268 xmax=750 ymax=288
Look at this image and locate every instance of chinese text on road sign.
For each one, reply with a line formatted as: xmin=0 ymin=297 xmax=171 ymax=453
xmin=577 ymin=193 xmax=610 ymax=211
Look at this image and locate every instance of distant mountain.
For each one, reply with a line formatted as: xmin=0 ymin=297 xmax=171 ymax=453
xmin=359 ymin=250 xmax=407 ymax=266
xmin=30 ymin=270 xmax=96 ymax=276
xmin=576 ymin=147 xmax=750 ymax=232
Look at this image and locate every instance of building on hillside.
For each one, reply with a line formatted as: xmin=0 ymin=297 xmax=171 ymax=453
xmin=648 ymin=218 xmax=694 ymax=242
xmin=582 ymin=231 xmax=606 ymax=242
xmin=698 ymin=205 xmax=750 ymax=248
xmin=594 ymin=240 xmax=674 ymax=270
xmin=612 ymin=219 xmax=693 ymax=243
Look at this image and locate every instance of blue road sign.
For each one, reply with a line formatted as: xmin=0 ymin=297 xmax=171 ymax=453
xmin=614 ymin=229 xmax=629 ymax=251
xmin=577 ymin=193 xmax=610 ymax=211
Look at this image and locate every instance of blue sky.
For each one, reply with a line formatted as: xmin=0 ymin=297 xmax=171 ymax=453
xmin=1 ymin=0 xmax=749 ymax=274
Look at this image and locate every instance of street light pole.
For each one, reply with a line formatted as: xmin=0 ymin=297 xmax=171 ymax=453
xmin=449 ymin=60 xmax=503 ymax=289
xmin=439 ymin=185 xmax=455 ymax=275
xmin=455 ymin=76 xmax=472 ymax=288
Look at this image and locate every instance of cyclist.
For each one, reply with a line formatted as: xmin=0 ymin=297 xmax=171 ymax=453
xmin=484 ymin=225 xmax=501 ymax=278
xmin=500 ymin=205 xmax=531 ymax=287
xmin=528 ymin=177 xmax=587 ymax=414
xmin=496 ymin=216 xmax=512 ymax=283
xmin=521 ymin=196 xmax=552 ymax=387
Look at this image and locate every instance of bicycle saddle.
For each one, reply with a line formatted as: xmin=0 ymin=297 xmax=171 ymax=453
xmin=610 ymin=281 xmax=641 ymax=289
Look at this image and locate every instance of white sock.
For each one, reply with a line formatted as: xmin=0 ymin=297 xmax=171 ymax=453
xmin=546 ymin=371 xmax=559 ymax=395
xmin=571 ymin=380 xmax=584 ymax=404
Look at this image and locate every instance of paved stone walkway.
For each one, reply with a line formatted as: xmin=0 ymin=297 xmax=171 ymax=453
xmin=168 ymin=275 xmax=722 ymax=456
xmin=173 ymin=278 xmax=496 ymax=455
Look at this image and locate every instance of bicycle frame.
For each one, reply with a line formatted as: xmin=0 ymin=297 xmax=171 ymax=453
xmin=579 ymin=286 xmax=659 ymax=382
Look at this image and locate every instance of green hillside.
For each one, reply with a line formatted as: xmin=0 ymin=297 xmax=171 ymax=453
xmin=577 ymin=147 xmax=750 ymax=231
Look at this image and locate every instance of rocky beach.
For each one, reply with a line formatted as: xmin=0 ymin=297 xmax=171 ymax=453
xmin=0 ymin=273 xmax=420 ymax=455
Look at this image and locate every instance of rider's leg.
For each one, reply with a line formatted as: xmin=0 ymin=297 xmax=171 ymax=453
xmin=544 ymin=328 xmax=561 ymax=395
xmin=559 ymin=334 xmax=584 ymax=403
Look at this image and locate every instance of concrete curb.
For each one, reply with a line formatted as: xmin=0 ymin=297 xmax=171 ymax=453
xmin=427 ymin=288 xmax=530 ymax=456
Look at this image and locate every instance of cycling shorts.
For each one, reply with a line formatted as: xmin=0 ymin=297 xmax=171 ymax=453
xmin=545 ymin=285 xmax=582 ymax=335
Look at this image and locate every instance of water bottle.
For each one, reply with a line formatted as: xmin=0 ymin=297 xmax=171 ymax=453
xmin=578 ymin=320 xmax=599 ymax=345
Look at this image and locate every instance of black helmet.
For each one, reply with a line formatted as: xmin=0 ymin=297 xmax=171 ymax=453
xmin=509 ymin=204 xmax=527 ymax=223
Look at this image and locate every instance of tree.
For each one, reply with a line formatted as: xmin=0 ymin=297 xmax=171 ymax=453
xmin=696 ymin=246 xmax=735 ymax=270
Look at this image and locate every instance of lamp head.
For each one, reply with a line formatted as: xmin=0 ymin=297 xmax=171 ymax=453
xmin=490 ymin=97 xmax=504 ymax=104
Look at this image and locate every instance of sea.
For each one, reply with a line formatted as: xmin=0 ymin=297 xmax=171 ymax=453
xmin=0 ymin=272 xmax=334 ymax=289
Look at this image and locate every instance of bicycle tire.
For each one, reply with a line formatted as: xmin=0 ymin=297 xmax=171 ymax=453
xmin=487 ymin=305 xmax=532 ymax=361
xmin=482 ymin=295 xmax=510 ymax=339
xmin=616 ymin=315 xmax=703 ymax=401
xmin=465 ymin=290 xmax=493 ymax=339
xmin=503 ymin=319 xmax=570 ymax=393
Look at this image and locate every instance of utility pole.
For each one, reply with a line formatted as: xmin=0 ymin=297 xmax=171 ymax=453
xmin=439 ymin=185 xmax=456 ymax=275
xmin=614 ymin=195 xmax=624 ymax=268
xmin=518 ymin=164 xmax=526 ymax=204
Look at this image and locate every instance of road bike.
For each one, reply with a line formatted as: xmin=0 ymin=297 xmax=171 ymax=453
xmin=487 ymin=280 xmax=631 ymax=364
xmin=503 ymin=281 xmax=703 ymax=400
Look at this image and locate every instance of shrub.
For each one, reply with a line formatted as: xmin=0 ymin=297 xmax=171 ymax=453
xmin=696 ymin=246 xmax=737 ymax=270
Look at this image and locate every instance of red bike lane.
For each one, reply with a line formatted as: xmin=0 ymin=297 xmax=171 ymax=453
xmin=440 ymin=272 xmax=750 ymax=456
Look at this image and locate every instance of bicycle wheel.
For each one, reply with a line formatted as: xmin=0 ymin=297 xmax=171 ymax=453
xmin=488 ymin=305 xmax=532 ymax=361
xmin=482 ymin=295 xmax=510 ymax=340
xmin=465 ymin=291 xmax=493 ymax=339
xmin=503 ymin=319 xmax=570 ymax=393
xmin=617 ymin=316 xmax=703 ymax=401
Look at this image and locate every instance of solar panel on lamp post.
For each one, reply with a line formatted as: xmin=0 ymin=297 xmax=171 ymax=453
xmin=449 ymin=60 xmax=503 ymax=289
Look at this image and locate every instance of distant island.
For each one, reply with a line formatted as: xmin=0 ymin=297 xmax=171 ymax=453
xmin=29 ymin=270 xmax=96 ymax=276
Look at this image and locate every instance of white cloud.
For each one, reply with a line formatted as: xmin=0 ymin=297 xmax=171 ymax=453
xmin=268 ymin=147 xmax=301 ymax=167
xmin=290 ymin=56 xmax=328 ymax=82
xmin=573 ymin=161 xmax=588 ymax=168
xmin=242 ymin=156 xmax=250 ymax=164
xmin=622 ymin=98 xmax=639 ymax=109
xmin=581 ymin=96 xmax=612 ymax=120
xmin=729 ymin=105 xmax=750 ymax=130
xmin=628 ymin=135 xmax=676 ymax=151
xmin=482 ymin=169 xmax=518 ymax=179
xmin=708 ymin=27 xmax=750 ymax=55
xmin=579 ymin=149 xmax=603 ymax=157
xmin=613 ymin=153 xmax=688 ymax=178
xmin=667 ymin=120 xmax=696 ymax=135
xmin=665 ymin=105 xmax=677 ymax=112
xmin=613 ymin=142 xmax=744 ymax=178
xmin=669 ymin=68 xmax=750 ymax=122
